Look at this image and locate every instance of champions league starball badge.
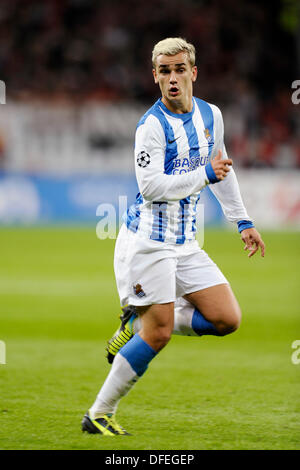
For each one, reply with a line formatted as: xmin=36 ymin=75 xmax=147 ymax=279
xmin=137 ymin=151 xmax=151 ymax=168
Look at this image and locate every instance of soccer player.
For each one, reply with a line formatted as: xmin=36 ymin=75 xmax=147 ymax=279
xmin=82 ymin=37 xmax=265 ymax=436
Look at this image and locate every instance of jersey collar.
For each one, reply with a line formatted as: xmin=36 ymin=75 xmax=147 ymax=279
xmin=158 ymin=97 xmax=195 ymax=120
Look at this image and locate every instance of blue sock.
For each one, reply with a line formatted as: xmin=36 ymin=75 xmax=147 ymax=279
xmin=119 ymin=333 xmax=157 ymax=377
xmin=191 ymin=309 xmax=221 ymax=336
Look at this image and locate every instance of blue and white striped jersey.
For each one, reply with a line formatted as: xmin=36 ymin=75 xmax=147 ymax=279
xmin=124 ymin=97 xmax=251 ymax=244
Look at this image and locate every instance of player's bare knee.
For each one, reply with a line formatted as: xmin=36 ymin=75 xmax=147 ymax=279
xmin=157 ymin=327 xmax=172 ymax=345
xmin=152 ymin=327 xmax=172 ymax=350
xmin=217 ymin=309 xmax=241 ymax=336
xmin=220 ymin=321 xmax=239 ymax=336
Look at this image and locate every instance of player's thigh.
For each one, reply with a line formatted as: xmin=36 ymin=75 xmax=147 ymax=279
xmin=184 ymin=283 xmax=241 ymax=329
xmin=176 ymin=247 xmax=241 ymax=329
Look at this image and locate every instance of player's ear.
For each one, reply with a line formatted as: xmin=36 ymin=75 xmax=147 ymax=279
xmin=191 ymin=66 xmax=198 ymax=82
xmin=152 ymin=68 xmax=159 ymax=84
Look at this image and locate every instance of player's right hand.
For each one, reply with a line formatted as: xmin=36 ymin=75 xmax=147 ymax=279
xmin=211 ymin=150 xmax=232 ymax=181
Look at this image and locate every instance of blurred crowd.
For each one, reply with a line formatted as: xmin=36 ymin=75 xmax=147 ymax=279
xmin=0 ymin=0 xmax=299 ymax=168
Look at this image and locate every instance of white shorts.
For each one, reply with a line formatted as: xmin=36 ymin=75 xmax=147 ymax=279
xmin=114 ymin=224 xmax=228 ymax=307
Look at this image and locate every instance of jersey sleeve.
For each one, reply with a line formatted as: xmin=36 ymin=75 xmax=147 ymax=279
xmin=208 ymin=105 xmax=253 ymax=223
xmin=135 ymin=114 xmax=210 ymax=201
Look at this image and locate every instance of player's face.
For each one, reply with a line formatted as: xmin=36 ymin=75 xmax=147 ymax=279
xmin=153 ymin=52 xmax=197 ymax=112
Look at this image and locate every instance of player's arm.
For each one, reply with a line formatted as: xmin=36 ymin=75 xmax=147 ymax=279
xmin=208 ymin=105 xmax=265 ymax=257
xmin=135 ymin=114 xmax=231 ymax=201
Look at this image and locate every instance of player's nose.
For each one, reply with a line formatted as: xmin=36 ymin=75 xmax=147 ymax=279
xmin=169 ymin=71 xmax=177 ymax=84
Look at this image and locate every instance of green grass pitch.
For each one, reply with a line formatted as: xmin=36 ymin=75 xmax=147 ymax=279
xmin=0 ymin=227 xmax=299 ymax=450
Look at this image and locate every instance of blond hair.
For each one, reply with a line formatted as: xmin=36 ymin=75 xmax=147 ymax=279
xmin=152 ymin=37 xmax=196 ymax=68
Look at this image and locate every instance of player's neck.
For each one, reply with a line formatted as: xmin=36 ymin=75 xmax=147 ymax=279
xmin=161 ymin=95 xmax=193 ymax=114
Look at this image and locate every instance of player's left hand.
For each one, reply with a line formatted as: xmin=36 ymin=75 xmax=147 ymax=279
xmin=241 ymin=228 xmax=265 ymax=258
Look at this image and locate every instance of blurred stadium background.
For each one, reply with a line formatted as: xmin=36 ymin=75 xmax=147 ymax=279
xmin=0 ymin=0 xmax=299 ymax=226
xmin=0 ymin=0 xmax=299 ymax=450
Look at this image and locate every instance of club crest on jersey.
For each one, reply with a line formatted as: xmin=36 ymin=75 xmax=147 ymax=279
xmin=137 ymin=151 xmax=151 ymax=168
xmin=133 ymin=283 xmax=146 ymax=298
xmin=204 ymin=128 xmax=213 ymax=143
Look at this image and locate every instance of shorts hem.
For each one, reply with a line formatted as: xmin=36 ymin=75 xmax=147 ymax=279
xmin=179 ymin=279 xmax=229 ymax=297
xmin=128 ymin=297 xmax=176 ymax=307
